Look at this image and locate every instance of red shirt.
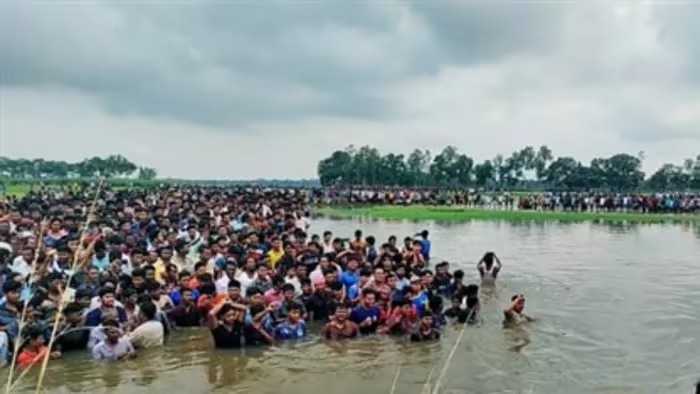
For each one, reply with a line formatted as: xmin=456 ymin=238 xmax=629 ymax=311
xmin=17 ymin=346 xmax=47 ymax=369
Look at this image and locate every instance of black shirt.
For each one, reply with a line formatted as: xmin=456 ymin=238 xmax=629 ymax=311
xmin=300 ymin=253 xmax=320 ymax=272
xmin=432 ymin=273 xmax=452 ymax=296
xmin=410 ymin=329 xmax=441 ymax=342
xmin=56 ymin=324 xmax=90 ymax=352
xmin=169 ymin=305 xmax=202 ymax=327
xmin=211 ymin=322 xmax=244 ymax=349
xmin=305 ymin=292 xmax=334 ymax=322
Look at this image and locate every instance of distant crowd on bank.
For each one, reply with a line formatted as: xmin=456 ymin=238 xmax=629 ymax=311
xmin=314 ymin=188 xmax=700 ymax=214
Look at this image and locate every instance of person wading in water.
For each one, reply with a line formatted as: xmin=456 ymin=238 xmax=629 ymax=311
xmin=503 ymin=294 xmax=535 ymax=327
xmin=477 ymin=252 xmax=502 ymax=286
xmin=323 ymin=303 xmax=359 ymax=340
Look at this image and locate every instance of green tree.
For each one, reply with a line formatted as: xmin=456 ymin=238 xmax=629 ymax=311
xmin=473 ymin=160 xmax=495 ymax=187
xmin=0 ymin=155 xmax=143 ymax=179
xmin=137 ymin=167 xmax=158 ymax=180
xmin=317 ymin=149 xmax=353 ymax=186
xmin=596 ymin=154 xmax=645 ymax=191
xmin=646 ymin=164 xmax=690 ymax=191
xmin=545 ymin=157 xmax=586 ymax=190
xmin=406 ymin=149 xmax=431 ymax=187
xmin=315 ymin=145 xmax=699 ymax=191
xmin=692 ymin=154 xmax=700 ymax=189
xmin=535 ymin=145 xmax=553 ymax=181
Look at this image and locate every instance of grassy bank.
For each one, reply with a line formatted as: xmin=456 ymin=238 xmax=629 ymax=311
xmin=315 ymin=205 xmax=700 ymax=223
xmin=2 ymin=184 xmax=31 ymax=198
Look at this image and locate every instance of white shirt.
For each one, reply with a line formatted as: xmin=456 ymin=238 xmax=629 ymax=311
xmin=215 ymin=273 xmax=230 ymax=295
xmin=10 ymin=256 xmax=32 ymax=278
xmin=295 ymin=217 xmax=310 ymax=230
xmin=127 ymin=320 xmax=164 ymax=349
xmin=284 ymin=276 xmax=302 ymax=297
xmin=309 ymin=264 xmax=342 ymax=284
xmin=235 ymin=271 xmax=258 ymax=298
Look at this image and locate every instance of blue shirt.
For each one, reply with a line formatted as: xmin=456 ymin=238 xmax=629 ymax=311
xmin=367 ymin=246 xmax=378 ymax=263
xmin=274 ymin=321 xmax=307 ymax=340
xmin=340 ymin=271 xmax=359 ymax=292
xmin=411 ymin=292 xmax=429 ymax=316
xmin=170 ymin=289 xmax=200 ymax=307
xmin=419 ymin=239 xmax=431 ymax=260
xmin=395 ymin=278 xmax=410 ymax=293
xmin=92 ymin=256 xmax=110 ymax=272
xmin=349 ymin=306 xmax=381 ymax=335
xmin=0 ymin=304 xmax=19 ymax=345
xmin=347 ymin=283 xmax=361 ymax=301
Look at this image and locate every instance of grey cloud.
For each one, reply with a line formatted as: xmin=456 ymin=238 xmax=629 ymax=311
xmin=0 ymin=0 xmax=574 ymax=128
xmin=0 ymin=1 xmax=424 ymax=126
xmin=409 ymin=3 xmax=569 ymax=63
xmin=652 ymin=3 xmax=700 ymax=81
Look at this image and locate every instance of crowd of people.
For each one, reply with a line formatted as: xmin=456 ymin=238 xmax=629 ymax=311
xmin=315 ymin=188 xmax=700 ymax=214
xmin=0 ymin=185 xmax=535 ymax=378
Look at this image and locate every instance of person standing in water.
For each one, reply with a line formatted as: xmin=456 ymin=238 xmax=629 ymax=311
xmin=503 ymin=294 xmax=535 ymax=327
xmin=477 ymin=252 xmax=502 ymax=285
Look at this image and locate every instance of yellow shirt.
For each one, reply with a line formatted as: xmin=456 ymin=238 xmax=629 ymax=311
xmin=267 ymin=249 xmax=284 ymax=269
xmin=154 ymin=259 xmax=181 ymax=283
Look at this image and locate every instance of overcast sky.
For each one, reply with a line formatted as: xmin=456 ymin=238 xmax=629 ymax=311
xmin=1 ymin=1 xmax=700 ymax=179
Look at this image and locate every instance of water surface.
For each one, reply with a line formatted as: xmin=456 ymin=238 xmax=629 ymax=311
xmin=8 ymin=219 xmax=700 ymax=394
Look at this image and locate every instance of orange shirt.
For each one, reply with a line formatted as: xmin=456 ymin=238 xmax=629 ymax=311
xmin=197 ymin=293 xmax=226 ymax=316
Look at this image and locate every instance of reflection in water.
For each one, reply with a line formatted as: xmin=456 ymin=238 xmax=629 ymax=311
xmin=6 ymin=219 xmax=700 ymax=394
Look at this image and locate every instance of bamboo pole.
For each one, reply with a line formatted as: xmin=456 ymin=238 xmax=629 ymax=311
xmin=389 ymin=366 xmax=401 ymax=394
xmin=3 ymin=221 xmax=49 ymax=394
xmin=31 ymin=180 xmax=104 ymax=394
xmin=430 ymin=308 xmax=474 ymax=394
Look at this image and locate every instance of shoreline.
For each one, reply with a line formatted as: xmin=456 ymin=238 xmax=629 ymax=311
xmin=314 ymin=205 xmax=700 ymax=223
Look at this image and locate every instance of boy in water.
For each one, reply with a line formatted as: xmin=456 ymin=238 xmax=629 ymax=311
xmin=477 ymin=252 xmax=502 ymax=285
xmin=410 ymin=313 xmax=441 ymax=342
xmin=503 ymin=294 xmax=535 ymax=327
xmin=274 ymin=302 xmax=307 ymax=341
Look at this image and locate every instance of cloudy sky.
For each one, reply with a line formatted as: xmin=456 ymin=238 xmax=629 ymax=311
xmin=1 ymin=1 xmax=699 ymax=179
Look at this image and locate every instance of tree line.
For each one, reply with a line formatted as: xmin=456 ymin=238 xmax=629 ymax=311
xmin=317 ymin=145 xmax=700 ymax=191
xmin=0 ymin=155 xmax=158 ymax=180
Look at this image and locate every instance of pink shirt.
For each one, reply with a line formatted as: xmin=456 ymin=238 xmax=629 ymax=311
xmin=264 ymin=288 xmax=284 ymax=305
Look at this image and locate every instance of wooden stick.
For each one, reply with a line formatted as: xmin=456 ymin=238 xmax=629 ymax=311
xmin=431 ymin=312 xmax=471 ymax=394
xmin=32 ymin=180 xmax=104 ymax=394
xmin=389 ymin=366 xmax=401 ymax=394
xmin=426 ymin=306 xmax=475 ymax=394
xmin=4 ymin=221 xmax=49 ymax=394
xmin=421 ymin=366 xmax=436 ymax=394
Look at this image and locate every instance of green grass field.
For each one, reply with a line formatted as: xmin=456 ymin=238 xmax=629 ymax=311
xmin=2 ymin=183 xmax=31 ymax=198
xmin=315 ymin=205 xmax=700 ymax=223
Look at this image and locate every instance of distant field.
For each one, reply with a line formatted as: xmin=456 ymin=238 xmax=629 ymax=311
xmin=1 ymin=182 xmax=121 ymax=198
xmin=3 ymin=183 xmax=31 ymax=198
xmin=315 ymin=205 xmax=700 ymax=223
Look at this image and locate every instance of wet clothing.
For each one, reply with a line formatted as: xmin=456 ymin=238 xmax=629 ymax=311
xmin=211 ymin=322 xmax=244 ymax=349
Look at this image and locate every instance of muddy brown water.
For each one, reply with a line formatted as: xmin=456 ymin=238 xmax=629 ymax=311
xmin=6 ymin=219 xmax=700 ymax=394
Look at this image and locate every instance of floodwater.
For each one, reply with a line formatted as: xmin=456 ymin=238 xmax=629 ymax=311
xmin=8 ymin=218 xmax=700 ymax=394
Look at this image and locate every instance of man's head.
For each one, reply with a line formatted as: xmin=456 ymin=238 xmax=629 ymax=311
xmin=511 ymin=294 xmax=526 ymax=313
xmin=99 ymin=287 xmax=116 ymax=308
xmin=103 ymin=320 xmax=121 ymax=343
